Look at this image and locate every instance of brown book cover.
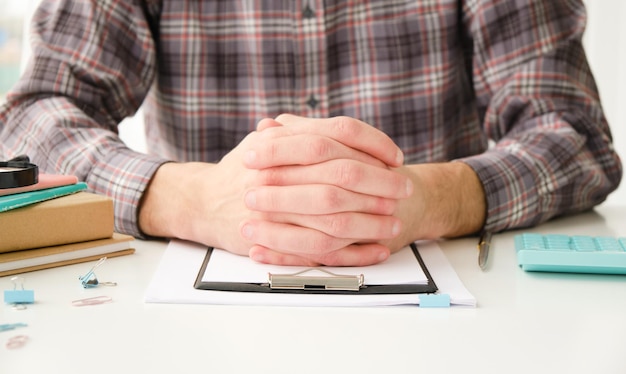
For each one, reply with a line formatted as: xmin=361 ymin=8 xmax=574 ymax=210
xmin=0 ymin=233 xmax=135 ymax=277
xmin=0 ymin=191 xmax=114 ymax=253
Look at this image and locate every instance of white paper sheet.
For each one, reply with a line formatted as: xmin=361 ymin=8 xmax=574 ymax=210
xmin=202 ymin=245 xmax=428 ymax=285
xmin=144 ymin=239 xmax=476 ymax=307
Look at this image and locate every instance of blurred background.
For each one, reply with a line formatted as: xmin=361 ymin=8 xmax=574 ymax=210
xmin=0 ymin=1 xmax=32 ymax=102
xmin=1 ymin=0 xmax=624 ymax=204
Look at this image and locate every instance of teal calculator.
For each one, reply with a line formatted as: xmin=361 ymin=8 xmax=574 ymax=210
xmin=515 ymin=233 xmax=626 ymax=274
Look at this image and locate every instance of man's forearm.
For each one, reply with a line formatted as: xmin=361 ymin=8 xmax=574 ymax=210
xmin=397 ymin=162 xmax=487 ymax=244
xmin=138 ymin=162 xmax=217 ymax=240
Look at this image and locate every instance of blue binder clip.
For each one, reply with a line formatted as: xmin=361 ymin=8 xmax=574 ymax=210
xmin=3 ymin=276 xmax=35 ymax=305
xmin=79 ymin=257 xmax=117 ymax=288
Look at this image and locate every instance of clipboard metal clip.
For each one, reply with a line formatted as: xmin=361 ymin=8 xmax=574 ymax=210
xmin=268 ymin=268 xmax=364 ymax=291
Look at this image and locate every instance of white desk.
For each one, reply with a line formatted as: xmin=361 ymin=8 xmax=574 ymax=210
xmin=1 ymin=204 xmax=625 ymax=374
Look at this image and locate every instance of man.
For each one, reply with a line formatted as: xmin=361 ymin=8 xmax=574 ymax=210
xmin=0 ymin=0 xmax=622 ymax=266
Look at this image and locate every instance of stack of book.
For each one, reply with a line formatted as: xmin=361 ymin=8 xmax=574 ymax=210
xmin=0 ymin=174 xmax=135 ymax=277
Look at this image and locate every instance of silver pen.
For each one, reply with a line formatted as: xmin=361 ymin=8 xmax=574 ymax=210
xmin=478 ymin=231 xmax=492 ymax=270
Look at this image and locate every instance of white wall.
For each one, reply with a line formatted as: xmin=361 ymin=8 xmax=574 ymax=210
xmin=118 ymin=109 xmax=147 ymax=153
xmin=582 ymin=0 xmax=626 ymax=205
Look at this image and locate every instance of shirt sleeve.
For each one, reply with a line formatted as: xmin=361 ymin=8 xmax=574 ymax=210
xmin=0 ymin=0 xmax=168 ymax=237
xmin=459 ymin=0 xmax=623 ymax=232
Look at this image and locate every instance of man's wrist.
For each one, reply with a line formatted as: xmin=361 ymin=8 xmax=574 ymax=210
xmin=402 ymin=162 xmax=486 ymax=240
xmin=448 ymin=161 xmax=487 ymax=236
xmin=138 ymin=162 xmax=177 ymax=238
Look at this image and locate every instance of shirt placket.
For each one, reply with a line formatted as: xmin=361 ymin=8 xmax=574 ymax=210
xmin=296 ymin=0 xmax=328 ymax=118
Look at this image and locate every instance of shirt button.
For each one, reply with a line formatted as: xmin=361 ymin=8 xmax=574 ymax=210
xmin=306 ymin=94 xmax=319 ymax=109
xmin=302 ymin=4 xmax=315 ymax=19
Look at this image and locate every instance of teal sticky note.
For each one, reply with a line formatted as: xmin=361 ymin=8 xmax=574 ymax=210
xmin=419 ymin=294 xmax=450 ymax=308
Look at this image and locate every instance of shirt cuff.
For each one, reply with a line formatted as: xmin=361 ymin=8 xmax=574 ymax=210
xmin=459 ymin=150 xmax=542 ymax=233
xmin=84 ymin=147 xmax=170 ymax=239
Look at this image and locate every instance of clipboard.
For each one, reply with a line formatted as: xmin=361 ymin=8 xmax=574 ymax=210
xmin=194 ymin=243 xmax=438 ymax=295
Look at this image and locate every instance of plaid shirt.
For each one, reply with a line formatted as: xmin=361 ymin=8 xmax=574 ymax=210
xmin=0 ymin=0 xmax=622 ymax=238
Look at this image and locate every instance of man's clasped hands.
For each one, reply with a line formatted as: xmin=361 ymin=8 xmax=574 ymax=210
xmin=140 ymin=114 xmax=485 ymax=267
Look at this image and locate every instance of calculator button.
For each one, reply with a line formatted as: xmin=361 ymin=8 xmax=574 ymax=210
xmin=519 ymin=233 xmax=545 ymax=250
xmin=543 ymin=234 xmax=571 ymax=251
xmin=594 ymin=237 xmax=622 ymax=251
xmin=571 ymin=236 xmax=596 ymax=252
